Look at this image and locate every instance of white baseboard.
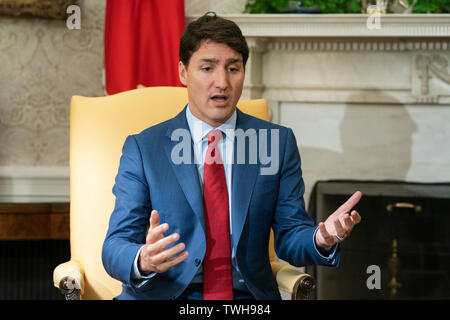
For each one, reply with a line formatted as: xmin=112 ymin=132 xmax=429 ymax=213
xmin=0 ymin=166 xmax=69 ymax=203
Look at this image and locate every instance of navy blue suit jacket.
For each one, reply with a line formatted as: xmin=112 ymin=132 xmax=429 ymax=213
xmin=102 ymin=107 xmax=339 ymax=300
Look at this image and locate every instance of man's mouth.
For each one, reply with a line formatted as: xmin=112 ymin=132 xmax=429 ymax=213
xmin=211 ymin=95 xmax=229 ymax=102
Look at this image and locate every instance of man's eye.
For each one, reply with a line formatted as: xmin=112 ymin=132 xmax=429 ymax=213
xmin=229 ymin=67 xmax=239 ymax=72
xmin=202 ymin=67 xmax=211 ymax=72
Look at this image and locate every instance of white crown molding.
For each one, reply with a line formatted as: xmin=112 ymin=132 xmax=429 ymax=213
xmin=267 ymin=40 xmax=450 ymax=51
xmin=0 ymin=166 xmax=69 ymax=203
xmin=187 ymin=14 xmax=450 ymax=38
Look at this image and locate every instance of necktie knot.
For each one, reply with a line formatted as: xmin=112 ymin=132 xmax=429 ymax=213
xmin=206 ymin=130 xmax=223 ymax=163
xmin=207 ymin=129 xmax=223 ymax=146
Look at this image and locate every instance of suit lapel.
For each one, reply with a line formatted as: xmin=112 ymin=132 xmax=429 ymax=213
xmin=231 ymin=109 xmax=260 ymax=249
xmin=163 ymin=107 xmax=205 ymax=232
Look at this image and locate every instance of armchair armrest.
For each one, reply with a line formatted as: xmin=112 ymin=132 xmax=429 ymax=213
xmin=53 ymin=260 xmax=85 ymax=300
xmin=271 ymin=261 xmax=316 ymax=300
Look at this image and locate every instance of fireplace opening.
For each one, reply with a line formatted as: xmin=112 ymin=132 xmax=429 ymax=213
xmin=0 ymin=240 xmax=70 ymax=300
xmin=306 ymin=180 xmax=450 ymax=300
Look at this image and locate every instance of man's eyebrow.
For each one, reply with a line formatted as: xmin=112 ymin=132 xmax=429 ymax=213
xmin=199 ymin=58 xmax=242 ymax=64
xmin=226 ymin=58 xmax=242 ymax=65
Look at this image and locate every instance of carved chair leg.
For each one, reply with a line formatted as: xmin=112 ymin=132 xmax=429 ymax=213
xmin=58 ymin=276 xmax=81 ymax=300
xmin=292 ymin=274 xmax=316 ymax=300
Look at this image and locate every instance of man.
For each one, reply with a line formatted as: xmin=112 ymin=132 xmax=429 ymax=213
xmin=102 ymin=12 xmax=362 ymax=300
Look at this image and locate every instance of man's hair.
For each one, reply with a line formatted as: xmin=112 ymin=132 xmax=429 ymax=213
xmin=179 ymin=12 xmax=249 ymax=68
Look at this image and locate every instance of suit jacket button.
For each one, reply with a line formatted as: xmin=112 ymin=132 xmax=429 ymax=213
xmin=195 ymin=258 xmax=201 ymax=266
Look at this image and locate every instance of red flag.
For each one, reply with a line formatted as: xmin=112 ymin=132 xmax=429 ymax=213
xmin=104 ymin=0 xmax=185 ymax=95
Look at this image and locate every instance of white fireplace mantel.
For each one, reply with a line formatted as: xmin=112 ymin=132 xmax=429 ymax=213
xmin=2 ymin=14 xmax=450 ymax=203
xmin=188 ymin=14 xmax=450 ymax=38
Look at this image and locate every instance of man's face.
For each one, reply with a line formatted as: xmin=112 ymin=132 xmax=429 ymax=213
xmin=179 ymin=41 xmax=245 ymax=127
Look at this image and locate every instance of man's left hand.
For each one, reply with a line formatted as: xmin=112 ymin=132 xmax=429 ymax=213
xmin=315 ymin=191 xmax=362 ymax=249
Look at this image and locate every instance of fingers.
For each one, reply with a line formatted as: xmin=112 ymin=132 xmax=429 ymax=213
xmin=156 ymin=251 xmax=189 ymax=273
xmin=146 ymin=221 xmax=169 ymax=244
xmin=149 ymin=241 xmax=187 ymax=266
xmin=317 ymin=222 xmax=335 ymax=246
xmin=150 ymin=210 xmax=160 ymax=229
xmin=333 ymin=210 xmax=362 ymax=241
xmin=336 ymin=191 xmax=362 ymax=214
xmin=142 ymin=235 xmax=189 ymax=273
xmin=146 ymin=210 xmax=167 ymax=244
xmin=150 ymin=232 xmax=181 ymax=254
xmin=340 ymin=213 xmax=353 ymax=231
xmin=146 ymin=210 xmax=159 ymax=245
xmin=350 ymin=210 xmax=362 ymax=225
xmin=333 ymin=217 xmax=347 ymax=239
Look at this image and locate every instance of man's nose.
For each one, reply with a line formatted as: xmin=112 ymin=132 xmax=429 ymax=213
xmin=214 ymin=69 xmax=229 ymax=90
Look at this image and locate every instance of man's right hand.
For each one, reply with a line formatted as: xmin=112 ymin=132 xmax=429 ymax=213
xmin=138 ymin=210 xmax=189 ymax=275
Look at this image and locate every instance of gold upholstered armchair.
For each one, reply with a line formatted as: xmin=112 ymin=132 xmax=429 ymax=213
xmin=52 ymin=86 xmax=315 ymax=300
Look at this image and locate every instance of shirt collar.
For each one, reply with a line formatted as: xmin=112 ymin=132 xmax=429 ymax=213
xmin=186 ymin=104 xmax=237 ymax=145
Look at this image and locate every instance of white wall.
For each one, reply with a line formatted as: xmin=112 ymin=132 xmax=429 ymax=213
xmin=280 ymin=103 xmax=450 ymax=204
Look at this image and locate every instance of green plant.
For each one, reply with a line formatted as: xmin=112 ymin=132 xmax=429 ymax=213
xmin=243 ymin=0 xmax=450 ymax=13
xmin=243 ymin=0 xmax=291 ymax=13
xmin=409 ymin=0 xmax=450 ymax=13
xmin=301 ymin=0 xmax=361 ymax=13
xmin=243 ymin=0 xmax=362 ymax=13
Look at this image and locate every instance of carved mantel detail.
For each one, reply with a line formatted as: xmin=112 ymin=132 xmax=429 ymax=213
xmin=243 ymin=37 xmax=268 ymax=99
xmin=267 ymin=40 xmax=450 ymax=52
xmin=414 ymin=54 xmax=450 ymax=103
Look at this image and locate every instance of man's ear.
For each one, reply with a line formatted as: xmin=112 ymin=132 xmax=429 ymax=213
xmin=178 ymin=61 xmax=187 ymax=86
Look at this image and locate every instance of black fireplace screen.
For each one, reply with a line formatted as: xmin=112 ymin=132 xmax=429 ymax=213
xmin=306 ymin=180 xmax=450 ymax=300
xmin=0 ymin=240 xmax=69 ymax=300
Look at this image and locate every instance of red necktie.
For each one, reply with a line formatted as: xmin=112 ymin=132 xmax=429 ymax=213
xmin=203 ymin=129 xmax=234 ymax=300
